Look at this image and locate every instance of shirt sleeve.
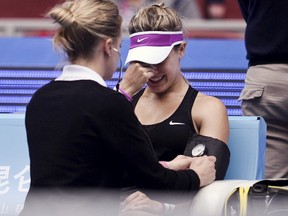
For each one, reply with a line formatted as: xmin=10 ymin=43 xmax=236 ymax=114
xmin=98 ymin=92 xmax=200 ymax=192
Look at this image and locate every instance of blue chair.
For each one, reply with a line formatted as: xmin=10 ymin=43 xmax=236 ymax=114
xmin=225 ymin=116 xmax=267 ymax=180
xmin=190 ymin=116 xmax=267 ymax=216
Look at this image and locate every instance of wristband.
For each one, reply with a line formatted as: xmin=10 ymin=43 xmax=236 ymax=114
xmin=118 ymin=87 xmax=133 ymax=102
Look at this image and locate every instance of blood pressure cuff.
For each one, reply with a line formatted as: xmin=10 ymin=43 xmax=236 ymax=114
xmin=183 ymin=133 xmax=230 ymax=180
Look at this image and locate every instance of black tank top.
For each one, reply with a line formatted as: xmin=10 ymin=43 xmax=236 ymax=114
xmin=132 ymin=86 xmax=198 ymax=161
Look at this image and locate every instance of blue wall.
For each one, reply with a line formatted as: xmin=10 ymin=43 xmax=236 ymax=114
xmin=0 ymin=37 xmax=248 ymax=69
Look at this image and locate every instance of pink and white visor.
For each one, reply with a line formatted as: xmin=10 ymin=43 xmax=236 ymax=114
xmin=125 ymin=31 xmax=183 ymax=65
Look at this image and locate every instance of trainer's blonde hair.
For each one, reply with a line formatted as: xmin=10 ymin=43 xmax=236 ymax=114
xmin=128 ymin=1 xmax=182 ymax=34
xmin=48 ymin=0 xmax=122 ymax=62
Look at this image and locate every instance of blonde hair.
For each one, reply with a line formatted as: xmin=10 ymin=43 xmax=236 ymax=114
xmin=128 ymin=1 xmax=182 ymax=34
xmin=48 ymin=0 xmax=122 ymax=62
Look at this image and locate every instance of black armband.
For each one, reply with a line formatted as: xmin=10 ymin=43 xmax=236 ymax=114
xmin=184 ymin=133 xmax=230 ymax=180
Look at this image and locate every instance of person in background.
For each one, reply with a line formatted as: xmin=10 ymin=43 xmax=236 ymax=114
xmin=115 ymin=0 xmax=226 ymax=27
xmin=238 ymin=0 xmax=288 ymax=178
xmin=205 ymin=0 xmax=226 ymax=19
xmin=115 ymin=0 xmax=204 ymax=25
xmin=119 ymin=2 xmax=230 ymax=215
xmin=19 ymin=1 xmax=217 ymax=216
xmin=160 ymin=0 xmax=202 ymax=19
xmin=113 ymin=0 xmax=145 ymax=26
xmin=166 ymin=0 xmax=227 ymax=19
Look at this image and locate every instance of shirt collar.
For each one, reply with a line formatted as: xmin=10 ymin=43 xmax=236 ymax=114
xmin=55 ymin=64 xmax=107 ymax=87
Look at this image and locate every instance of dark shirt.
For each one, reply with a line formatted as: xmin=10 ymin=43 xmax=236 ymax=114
xmin=238 ymin=0 xmax=288 ymax=66
xmin=22 ymin=80 xmax=200 ymax=215
xmin=132 ymin=86 xmax=198 ymax=161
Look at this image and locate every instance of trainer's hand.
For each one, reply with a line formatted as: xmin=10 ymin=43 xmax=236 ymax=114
xmin=166 ymin=155 xmax=193 ymax=171
xmin=120 ymin=62 xmax=154 ymax=96
xmin=189 ymin=156 xmax=216 ymax=187
xmin=120 ymin=191 xmax=162 ymax=214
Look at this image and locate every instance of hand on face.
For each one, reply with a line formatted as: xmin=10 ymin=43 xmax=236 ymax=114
xmin=119 ymin=62 xmax=155 ymax=96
